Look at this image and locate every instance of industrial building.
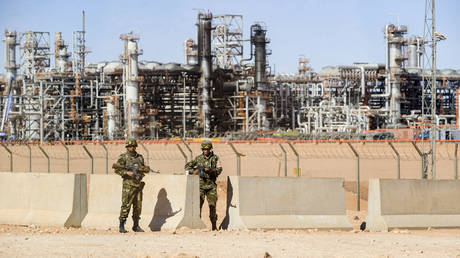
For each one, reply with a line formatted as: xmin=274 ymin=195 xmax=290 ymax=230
xmin=1 ymin=11 xmax=460 ymax=142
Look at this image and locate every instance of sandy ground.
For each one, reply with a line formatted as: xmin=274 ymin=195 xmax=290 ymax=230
xmin=1 ymin=182 xmax=460 ymax=257
xmin=1 ymin=224 xmax=460 ymax=258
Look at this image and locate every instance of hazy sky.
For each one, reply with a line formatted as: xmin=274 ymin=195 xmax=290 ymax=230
xmin=0 ymin=0 xmax=458 ymax=74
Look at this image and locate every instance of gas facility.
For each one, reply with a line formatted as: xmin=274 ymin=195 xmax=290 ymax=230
xmin=1 ymin=10 xmax=460 ymax=142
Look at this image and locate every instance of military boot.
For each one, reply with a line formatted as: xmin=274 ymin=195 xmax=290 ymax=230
xmin=211 ymin=220 xmax=217 ymax=231
xmin=119 ymin=219 xmax=127 ymax=233
xmin=132 ymin=219 xmax=144 ymax=232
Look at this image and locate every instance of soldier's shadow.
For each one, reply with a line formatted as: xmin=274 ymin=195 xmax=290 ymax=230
xmin=149 ymin=188 xmax=182 ymax=231
xmin=219 ymin=177 xmax=233 ymax=230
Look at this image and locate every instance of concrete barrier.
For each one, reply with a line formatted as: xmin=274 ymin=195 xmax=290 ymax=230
xmin=0 ymin=172 xmax=87 ymax=227
xmin=366 ymin=179 xmax=460 ymax=232
xmin=82 ymin=174 xmax=205 ymax=231
xmin=220 ymin=176 xmax=352 ymax=230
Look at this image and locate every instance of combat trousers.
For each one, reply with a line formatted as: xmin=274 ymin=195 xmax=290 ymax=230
xmin=200 ymin=186 xmax=218 ymax=223
xmin=119 ymin=181 xmax=144 ymax=221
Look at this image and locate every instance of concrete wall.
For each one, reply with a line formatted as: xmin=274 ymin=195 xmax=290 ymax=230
xmin=366 ymin=179 xmax=460 ymax=231
xmin=0 ymin=172 xmax=87 ymax=227
xmin=82 ymin=174 xmax=205 ymax=231
xmin=220 ymin=176 xmax=352 ymax=230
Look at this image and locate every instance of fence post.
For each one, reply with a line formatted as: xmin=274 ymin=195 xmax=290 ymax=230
xmin=100 ymin=142 xmax=108 ymax=174
xmin=176 ymin=143 xmax=188 ymax=164
xmin=181 ymin=138 xmax=193 ymax=161
xmin=388 ymin=142 xmax=400 ymax=179
xmin=287 ymin=142 xmax=300 ymax=177
xmin=411 ymin=141 xmax=426 ymax=179
xmin=279 ymin=143 xmax=287 ymax=177
xmin=38 ymin=145 xmax=50 ymax=173
xmin=229 ymin=143 xmax=244 ymax=176
xmin=26 ymin=144 xmax=32 ymax=172
xmin=138 ymin=141 xmax=149 ymax=167
xmin=59 ymin=141 xmax=70 ymax=173
xmin=455 ymin=143 xmax=458 ymax=180
xmin=347 ymin=142 xmax=360 ymax=211
xmin=1 ymin=143 xmax=13 ymax=172
xmin=82 ymin=145 xmax=94 ymax=174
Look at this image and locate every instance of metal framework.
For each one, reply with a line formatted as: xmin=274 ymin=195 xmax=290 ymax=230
xmin=421 ymin=0 xmax=438 ymax=179
xmin=21 ymin=31 xmax=50 ymax=79
xmin=212 ymin=15 xmax=243 ymax=70
xmin=1 ymin=9 xmax=459 ymax=143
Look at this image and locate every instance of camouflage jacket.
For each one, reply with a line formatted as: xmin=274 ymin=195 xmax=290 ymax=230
xmin=185 ymin=152 xmax=222 ymax=189
xmin=114 ymin=151 xmax=146 ymax=186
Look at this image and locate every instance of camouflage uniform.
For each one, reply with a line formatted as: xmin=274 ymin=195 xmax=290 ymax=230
xmin=185 ymin=142 xmax=222 ymax=228
xmin=113 ymin=139 xmax=149 ymax=233
xmin=114 ymin=150 xmax=146 ymax=221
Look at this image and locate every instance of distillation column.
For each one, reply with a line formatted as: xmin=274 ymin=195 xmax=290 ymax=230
xmin=1 ymin=30 xmax=19 ymax=137
xmin=252 ymin=24 xmax=270 ymax=129
xmin=386 ymin=24 xmax=407 ymax=125
xmin=4 ymin=30 xmax=18 ymax=79
xmin=407 ymin=37 xmax=423 ymax=70
xmin=121 ymin=33 xmax=142 ymax=138
xmin=105 ymin=96 xmax=118 ymax=140
xmin=54 ymin=32 xmax=69 ymax=72
xmin=197 ymin=12 xmax=212 ymax=136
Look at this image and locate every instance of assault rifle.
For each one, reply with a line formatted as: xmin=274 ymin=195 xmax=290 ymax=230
xmin=189 ymin=165 xmax=216 ymax=179
xmin=112 ymin=163 xmax=159 ymax=180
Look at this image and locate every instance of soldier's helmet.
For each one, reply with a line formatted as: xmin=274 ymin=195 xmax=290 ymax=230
xmin=201 ymin=141 xmax=213 ymax=150
xmin=126 ymin=138 xmax=138 ymax=148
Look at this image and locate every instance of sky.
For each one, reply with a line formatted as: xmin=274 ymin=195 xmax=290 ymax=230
xmin=0 ymin=0 xmax=459 ymax=74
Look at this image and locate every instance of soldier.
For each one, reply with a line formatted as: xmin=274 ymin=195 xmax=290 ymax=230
xmin=113 ymin=138 xmax=150 ymax=233
xmin=185 ymin=141 xmax=222 ymax=230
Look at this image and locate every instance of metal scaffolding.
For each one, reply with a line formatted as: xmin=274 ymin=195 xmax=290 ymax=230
xmin=0 ymin=8 xmax=459 ymax=142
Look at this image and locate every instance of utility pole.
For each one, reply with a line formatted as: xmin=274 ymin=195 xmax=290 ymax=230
xmin=421 ymin=0 xmax=445 ymax=179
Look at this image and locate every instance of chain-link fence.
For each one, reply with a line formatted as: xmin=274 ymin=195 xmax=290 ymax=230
xmin=1 ymin=140 xmax=459 ymax=181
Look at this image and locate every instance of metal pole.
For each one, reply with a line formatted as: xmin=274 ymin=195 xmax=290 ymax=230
xmin=279 ymin=143 xmax=287 ymax=177
xmin=100 ymin=142 xmax=108 ymax=174
xmin=455 ymin=143 xmax=458 ymax=180
xmin=38 ymin=145 xmax=50 ymax=173
xmin=347 ymin=142 xmax=360 ymax=211
xmin=430 ymin=0 xmax=437 ymax=180
xmin=229 ymin=143 xmax=243 ymax=176
xmin=245 ymin=95 xmax=249 ymax=132
xmin=26 ymin=144 xmax=32 ymax=172
xmin=176 ymin=143 xmax=188 ymax=164
xmin=39 ymin=81 xmax=44 ymax=144
xmin=138 ymin=141 xmax=149 ymax=167
xmin=287 ymin=142 xmax=300 ymax=177
xmin=182 ymin=73 xmax=186 ymax=138
xmin=1 ymin=143 xmax=13 ymax=172
xmin=411 ymin=141 xmax=426 ymax=179
xmin=82 ymin=145 xmax=93 ymax=174
xmin=59 ymin=140 xmax=69 ymax=173
xmin=388 ymin=142 xmax=400 ymax=179
xmin=181 ymin=138 xmax=193 ymax=161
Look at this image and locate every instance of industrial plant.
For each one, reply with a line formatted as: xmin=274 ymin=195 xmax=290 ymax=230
xmin=1 ymin=10 xmax=460 ymax=142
